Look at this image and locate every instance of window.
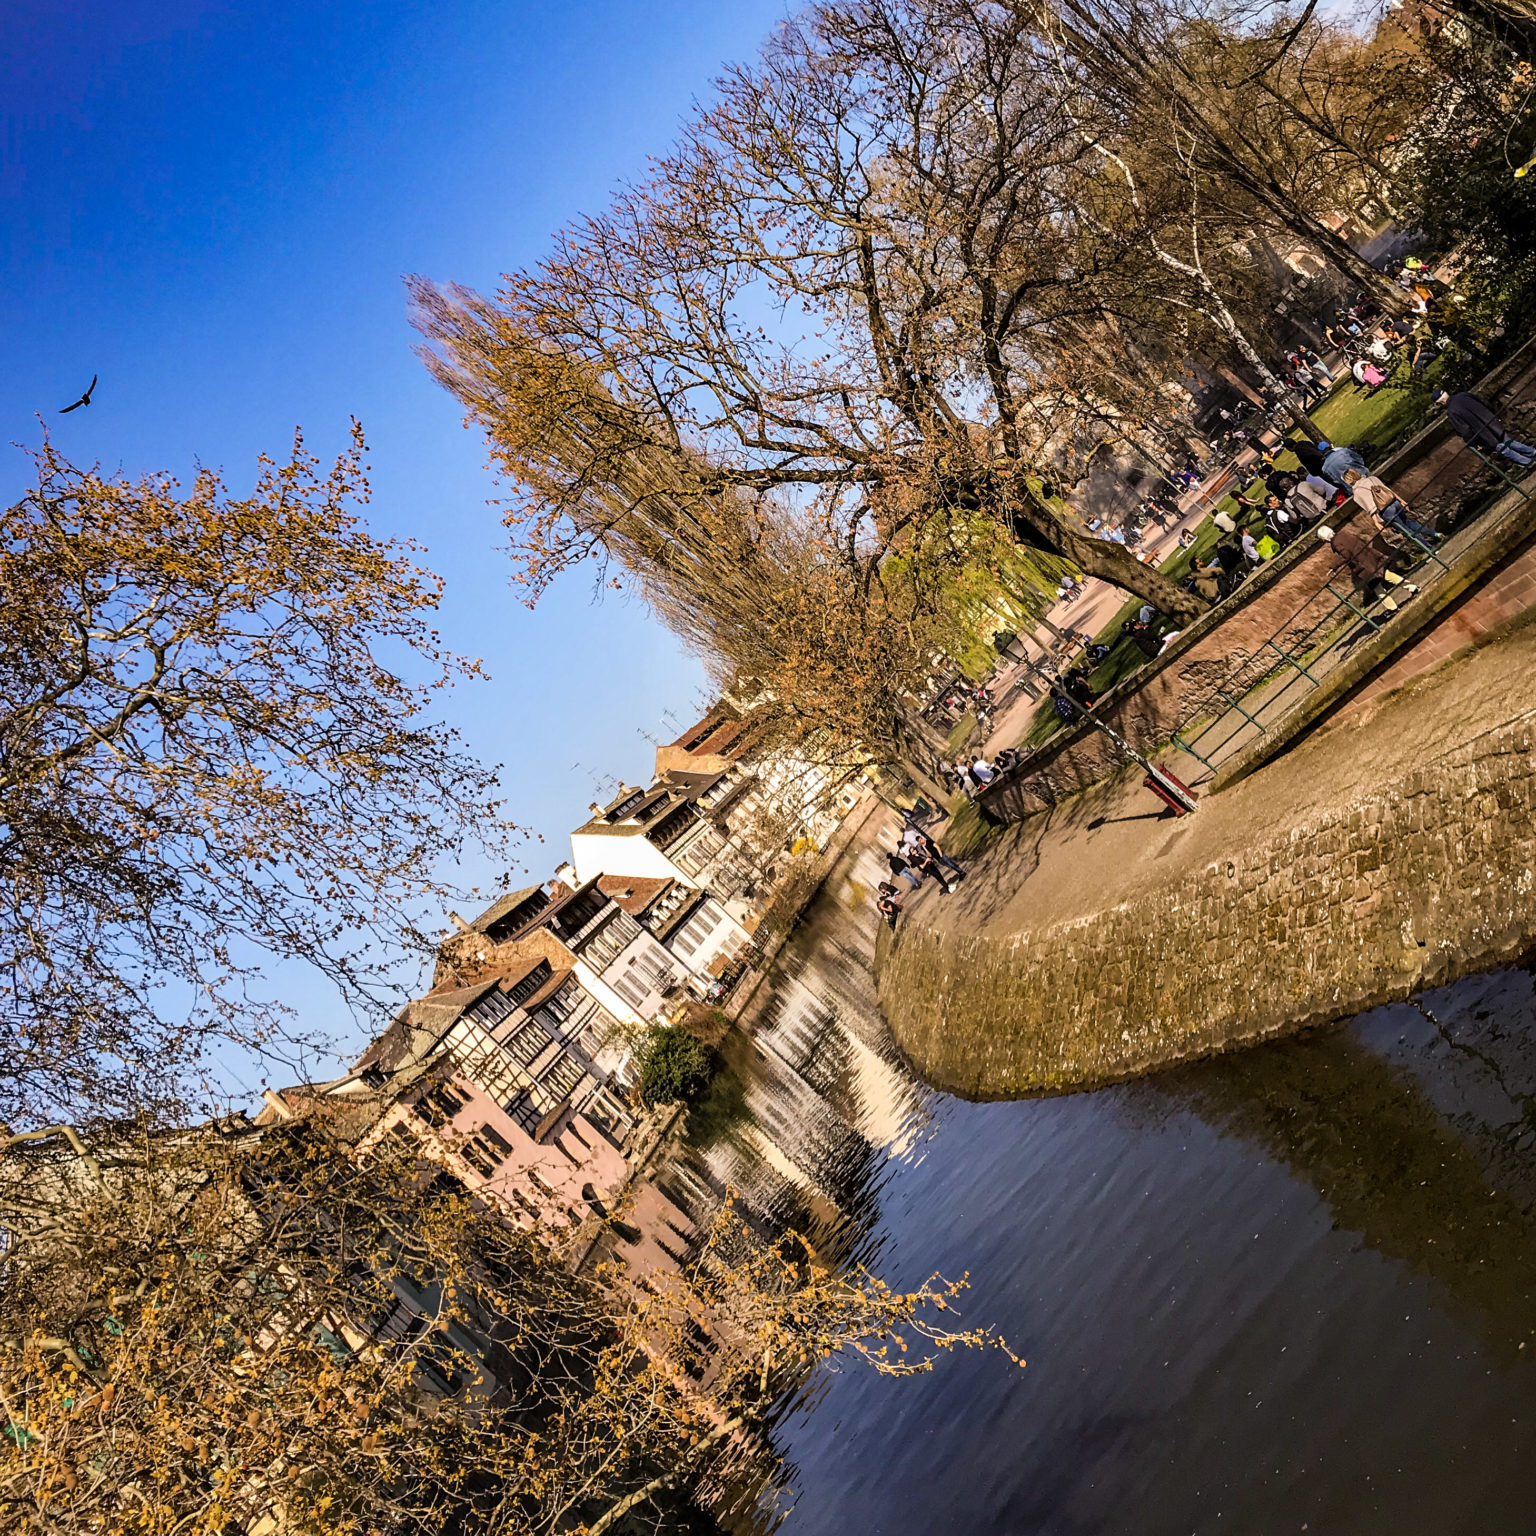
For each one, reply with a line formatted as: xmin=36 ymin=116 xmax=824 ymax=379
xmin=504 ymin=1093 xmax=541 ymax=1135
xmin=612 ymin=970 xmax=649 ymax=1009
xmin=507 ymin=961 xmax=553 ymax=1007
xmin=673 ymin=907 xmax=716 ymax=958
xmin=480 ymin=1123 xmax=515 ymax=1156
xmin=539 ymin=981 xmax=575 ymax=1024
xmin=542 ymin=1053 xmax=585 ymax=1102
xmin=503 ymin=1019 xmax=552 ymax=1071
xmin=466 ymin=988 xmax=516 ymax=1031
xmin=415 ymin=1082 xmax=468 ymax=1129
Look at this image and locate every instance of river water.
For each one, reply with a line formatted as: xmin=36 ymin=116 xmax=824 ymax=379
xmin=653 ymin=823 xmax=1536 ymax=1535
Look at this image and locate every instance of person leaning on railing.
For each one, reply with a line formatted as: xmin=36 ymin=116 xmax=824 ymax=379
xmin=1317 ymin=520 xmax=1420 ymax=613
xmin=1433 ymin=389 xmax=1536 ymax=468
xmin=1340 ymin=468 xmax=1441 ymax=546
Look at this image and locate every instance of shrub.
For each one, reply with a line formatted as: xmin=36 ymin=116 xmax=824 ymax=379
xmin=635 ymin=1025 xmax=713 ymax=1107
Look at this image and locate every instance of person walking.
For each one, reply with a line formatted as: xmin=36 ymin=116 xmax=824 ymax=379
xmin=1433 ymin=389 xmax=1536 ymax=467
xmin=1340 ymin=467 xmax=1440 ymax=546
xmin=1301 ymin=347 xmax=1335 ymax=384
xmin=885 ymin=850 xmax=923 ymax=891
xmin=906 ymin=843 xmax=958 ymax=894
xmin=906 ymin=826 xmax=966 ymax=883
xmin=1290 ymin=368 xmax=1324 ymax=408
xmin=1318 ymin=524 xmax=1419 ymax=610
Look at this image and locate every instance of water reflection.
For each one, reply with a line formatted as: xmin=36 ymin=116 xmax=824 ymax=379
xmin=657 ymin=817 xmax=1536 ymax=1534
xmin=1158 ymin=980 xmax=1536 ymax=1357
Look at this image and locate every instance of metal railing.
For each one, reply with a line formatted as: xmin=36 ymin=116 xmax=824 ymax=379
xmin=1168 ymin=448 xmax=1535 ymax=778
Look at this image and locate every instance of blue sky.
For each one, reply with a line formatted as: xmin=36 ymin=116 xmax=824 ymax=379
xmin=3 ymin=0 xmax=790 ymax=1079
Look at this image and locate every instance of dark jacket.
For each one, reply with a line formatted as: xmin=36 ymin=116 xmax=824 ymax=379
xmin=1445 ymin=391 xmax=1507 ymax=450
xmin=1331 ymin=525 xmax=1390 ymax=582
xmin=1290 ymin=440 xmax=1328 ymax=476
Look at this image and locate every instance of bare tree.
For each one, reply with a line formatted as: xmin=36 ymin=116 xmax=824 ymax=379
xmin=1035 ymin=0 xmax=1418 ymax=310
xmin=412 ymin=2 xmax=1216 ymax=737
xmin=0 ymin=431 xmax=512 ymax=1130
xmin=0 ymin=1105 xmax=1014 ymax=1534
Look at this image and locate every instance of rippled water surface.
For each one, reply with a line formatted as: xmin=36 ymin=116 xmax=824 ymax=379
xmin=657 ymin=824 xmax=1536 ymax=1535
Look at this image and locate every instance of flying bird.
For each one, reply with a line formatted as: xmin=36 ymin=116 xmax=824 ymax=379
xmin=59 ymin=375 xmax=97 ymax=413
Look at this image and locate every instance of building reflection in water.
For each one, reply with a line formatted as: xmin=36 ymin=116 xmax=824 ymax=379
xmin=648 ymin=817 xmax=1536 ymax=1530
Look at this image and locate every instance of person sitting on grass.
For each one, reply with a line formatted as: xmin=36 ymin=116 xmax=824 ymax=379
xmin=1063 ymin=668 xmax=1097 ymax=707
xmin=1289 ymin=475 xmax=1335 ymax=523
xmin=1185 ymin=557 xmax=1224 ymax=603
xmin=1321 ymin=441 xmax=1369 ymax=487
xmin=1290 ymin=438 xmax=1329 ymax=477
xmin=1262 ymin=495 xmax=1299 ymax=548
xmin=1121 ymin=617 xmax=1161 ymax=658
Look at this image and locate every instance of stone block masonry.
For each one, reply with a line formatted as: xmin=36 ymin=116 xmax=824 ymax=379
xmin=876 ymin=623 xmax=1536 ymax=1099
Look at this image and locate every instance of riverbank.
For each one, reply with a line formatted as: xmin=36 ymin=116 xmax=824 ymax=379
xmin=877 ymin=614 xmax=1536 ymax=1097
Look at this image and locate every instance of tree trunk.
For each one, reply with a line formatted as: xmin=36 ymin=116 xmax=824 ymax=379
xmin=892 ymin=710 xmax=965 ymax=803
xmin=1283 ymin=400 xmax=1325 ymax=441
xmin=1010 ymin=491 xmax=1207 ymax=624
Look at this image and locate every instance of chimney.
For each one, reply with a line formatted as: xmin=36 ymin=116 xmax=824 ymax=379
xmin=448 ymin=911 xmax=472 ymax=933
xmin=262 ymin=1089 xmax=294 ymax=1121
xmin=553 ymin=862 xmax=579 ymax=891
xmin=589 ymin=802 xmax=603 ymax=815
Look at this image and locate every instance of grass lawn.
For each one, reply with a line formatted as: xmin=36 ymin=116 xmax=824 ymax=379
xmin=1015 ymin=488 xmax=1274 ymax=747
xmin=945 ymin=710 xmax=978 ymax=756
xmin=1309 ymin=381 xmax=1432 ymax=457
xmin=1005 ymin=352 xmax=1447 ymax=752
xmin=937 ymin=794 xmax=1005 ymax=860
xmin=1307 ymin=345 xmax=1449 ymax=459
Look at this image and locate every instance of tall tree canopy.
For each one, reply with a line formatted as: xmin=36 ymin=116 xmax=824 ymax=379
xmin=413 ymin=0 xmax=1245 ymax=772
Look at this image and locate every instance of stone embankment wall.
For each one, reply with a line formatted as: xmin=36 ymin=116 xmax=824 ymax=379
xmin=880 ymin=708 xmax=1536 ymax=1099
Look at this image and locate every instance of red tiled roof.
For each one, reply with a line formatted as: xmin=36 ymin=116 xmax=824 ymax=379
xmin=595 ymin=874 xmax=673 ymax=916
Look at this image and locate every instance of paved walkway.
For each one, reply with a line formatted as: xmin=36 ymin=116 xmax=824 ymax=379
xmin=880 ymin=623 xmax=1536 ymax=1097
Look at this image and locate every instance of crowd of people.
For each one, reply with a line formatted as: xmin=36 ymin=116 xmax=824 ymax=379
xmin=899 ymin=254 xmax=1536 ymax=894
xmin=937 ymin=748 xmax=1021 ymax=800
xmin=876 ymin=814 xmax=971 ymax=929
